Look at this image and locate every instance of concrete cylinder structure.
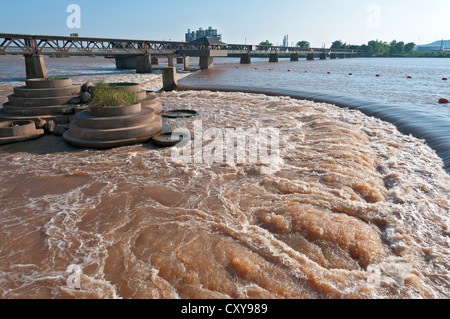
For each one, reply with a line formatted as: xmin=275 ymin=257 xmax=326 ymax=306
xmin=162 ymin=67 xmax=178 ymax=91
xmin=307 ymin=53 xmax=315 ymax=61
xmin=320 ymin=53 xmax=327 ymax=60
xmin=290 ymin=54 xmax=299 ymax=62
xmin=240 ymin=54 xmax=251 ymax=64
xmin=136 ymin=54 xmax=152 ymax=74
xmin=330 ymin=53 xmax=337 ymax=60
xmin=199 ymin=56 xmax=214 ymax=69
xmin=24 ymin=54 xmax=48 ymax=79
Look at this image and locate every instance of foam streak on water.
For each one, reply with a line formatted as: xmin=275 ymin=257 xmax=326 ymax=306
xmin=0 ymin=90 xmax=449 ymax=299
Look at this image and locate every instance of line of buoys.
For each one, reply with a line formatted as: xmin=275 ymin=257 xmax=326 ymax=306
xmin=439 ymin=98 xmax=449 ymax=104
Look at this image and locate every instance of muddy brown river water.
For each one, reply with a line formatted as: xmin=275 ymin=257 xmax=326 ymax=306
xmin=0 ymin=89 xmax=449 ymax=299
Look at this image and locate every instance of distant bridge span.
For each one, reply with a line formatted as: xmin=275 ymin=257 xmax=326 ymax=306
xmin=0 ymin=33 xmax=360 ymax=78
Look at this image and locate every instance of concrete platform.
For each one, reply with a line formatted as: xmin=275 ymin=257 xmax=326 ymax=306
xmin=0 ymin=120 xmax=45 ymax=145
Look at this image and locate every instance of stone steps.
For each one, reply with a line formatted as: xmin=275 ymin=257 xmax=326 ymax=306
xmin=74 ymin=107 xmax=156 ymax=130
xmin=68 ymin=120 xmax=162 ymax=141
xmin=2 ymin=103 xmax=73 ymax=116
xmin=1 ymin=78 xmax=82 ymax=119
xmin=63 ymin=101 xmax=163 ymax=149
xmin=8 ymin=95 xmax=79 ymax=107
xmin=13 ymin=85 xmax=82 ymax=98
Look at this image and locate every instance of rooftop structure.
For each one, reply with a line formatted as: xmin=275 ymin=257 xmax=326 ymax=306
xmin=186 ymin=27 xmax=222 ymax=42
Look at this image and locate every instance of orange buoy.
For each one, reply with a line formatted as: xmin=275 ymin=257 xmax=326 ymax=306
xmin=407 ymin=76 xmax=412 ymax=79
xmin=348 ymin=73 xmax=353 ymax=75
xmin=439 ymin=98 xmax=449 ymax=104
xmin=327 ymin=72 xmax=331 ymax=74
xmin=376 ymin=74 xmax=380 ymax=77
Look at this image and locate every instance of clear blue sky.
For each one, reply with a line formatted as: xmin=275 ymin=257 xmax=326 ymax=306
xmin=0 ymin=0 xmax=448 ymax=47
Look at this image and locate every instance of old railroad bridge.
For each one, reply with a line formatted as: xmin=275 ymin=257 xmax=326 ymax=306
xmin=0 ymin=33 xmax=359 ymax=79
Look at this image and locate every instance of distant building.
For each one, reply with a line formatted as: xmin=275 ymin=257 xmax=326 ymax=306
xmin=282 ymin=35 xmax=289 ymax=47
xmin=186 ymin=27 xmax=222 ymax=42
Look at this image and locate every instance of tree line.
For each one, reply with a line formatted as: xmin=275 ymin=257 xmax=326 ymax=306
xmin=258 ymin=39 xmax=418 ymax=56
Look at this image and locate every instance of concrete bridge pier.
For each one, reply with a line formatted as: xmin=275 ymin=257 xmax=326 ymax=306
xmin=167 ymin=54 xmax=174 ymax=67
xmin=320 ymin=53 xmax=327 ymax=60
xmin=136 ymin=54 xmax=152 ymax=73
xmin=330 ymin=53 xmax=337 ymax=59
xmin=240 ymin=53 xmax=251 ymax=64
xmin=162 ymin=67 xmax=177 ymax=91
xmin=24 ymin=54 xmax=48 ymax=79
xmin=290 ymin=54 xmax=299 ymax=62
xmin=307 ymin=53 xmax=315 ymax=61
xmin=115 ymin=55 xmax=137 ymax=69
xmin=269 ymin=53 xmax=279 ymax=63
xmin=183 ymin=56 xmax=190 ymax=70
xmin=151 ymin=56 xmax=159 ymax=65
xmin=200 ymin=56 xmax=214 ymax=69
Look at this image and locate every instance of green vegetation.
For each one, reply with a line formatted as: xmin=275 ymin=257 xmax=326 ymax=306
xmin=94 ymin=80 xmax=111 ymax=88
xmin=49 ymin=54 xmax=70 ymax=58
xmin=92 ymin=88 xmax=138 ymax=107
xmin=411 ymin=51 xmax=450 ymax=57
xmin=296 ymin=41 xmax=310 ymax=48
xmin=329 ymin=39 xmax=417 ymax=56
xmin=328 ymin=39 xmax=448 ymax=57
xmin=48 ymin=77 xmax=67 ymax=80
xmin=259 ymin=40 xmax=273 ymax=46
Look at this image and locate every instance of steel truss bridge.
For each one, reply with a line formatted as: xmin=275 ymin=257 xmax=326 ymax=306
xmin=0 ymin=33 xmax=357 ymax=57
